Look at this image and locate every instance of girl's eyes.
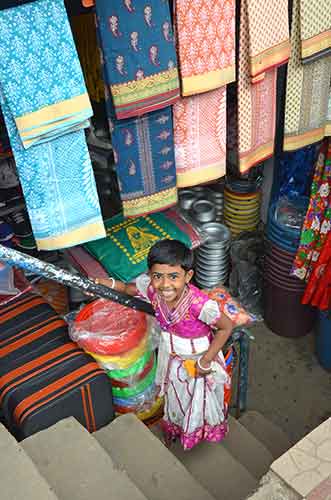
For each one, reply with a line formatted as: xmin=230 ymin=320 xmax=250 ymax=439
xmin=152 ymin=274 xmax=178 ymax=280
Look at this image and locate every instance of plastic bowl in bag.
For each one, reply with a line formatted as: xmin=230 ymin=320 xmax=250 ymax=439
xmin=73 ymin=299 xmax=147 ymax=355
xmin=109 ymin=352 xmax=155 ymax=388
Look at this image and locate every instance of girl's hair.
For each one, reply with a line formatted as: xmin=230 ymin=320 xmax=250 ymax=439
xmin=147 ymin=239 xmax=193 ymax=272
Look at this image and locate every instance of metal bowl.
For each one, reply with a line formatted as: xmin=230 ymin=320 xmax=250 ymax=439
xmin=195 ymin=262 xmax=229 ymax=274
xmin=191 ymin=200 xmax=216 ymax=223
xmin=178 ymin=190 xmax=199 ymax=210
xmin=201 ymin=222 xmax=231 ymax=242
xmin=197 ymin=259 xmax=229 ymax=270
xmin=197 ymin=244 xmax=230 ymax=255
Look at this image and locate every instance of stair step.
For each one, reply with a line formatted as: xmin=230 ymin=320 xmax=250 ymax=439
xmin=22 ymin=417 xmax=147 ymax=500
xmin=95 ymin=413 xmax=215 ymax=500
xmin=239 ymin=411 xmax=292 ymax=459
xmin=221 ymin=416 xmax=274 ymax=479
xmin=0 ymin=424 xmax=58 ymax=500
xmin=170 ymin=437 xmax=258 ymax=500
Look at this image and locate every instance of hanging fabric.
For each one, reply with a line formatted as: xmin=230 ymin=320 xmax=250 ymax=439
xmin=109 ymin=107 xmax=178 ymax=217
xmin=97 ymin=10 xmax=178 ymax=219
xmin=299 ymin=0 xmax=331 ymax=63
xmin=0 ymin=0 xmax=105 ymax=251
xmin=95 ymin=0 xmax=180 ymax=120
xmin=228 ymin=0 xmax=290 ymax=174
xmin=174 ymin=0 xmax=235 ymax=96
xmin=302 ymin=230 xmax=331 ymax=310
xmin=173 ymin=86 xmax=227 ymax=187
xmin=283 ymin=0 xmax=331 ymax=151
xmin=70 ymin=13 xmax=105 ymax=104
xmin=292 ymin=139 xmax=331 ymax=280
xmin=245 ymin=0 xmax=291 ymax=82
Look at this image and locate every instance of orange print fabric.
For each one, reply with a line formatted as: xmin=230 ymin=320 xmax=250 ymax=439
xmin=174 ymin=0 xmax=235 ymax=96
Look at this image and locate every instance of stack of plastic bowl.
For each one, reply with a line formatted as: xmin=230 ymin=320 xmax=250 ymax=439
xmin=224 ymin=178 xmax=261 ymax=236
xmin=263 ymin=197 xmax=316 ymax=337
xmin=194 ymin=223 xmax=231 ymax=289
xmin=72 ymin=299 xmax=163 ymax=424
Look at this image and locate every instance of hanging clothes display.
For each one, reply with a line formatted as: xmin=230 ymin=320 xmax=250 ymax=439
xmin=0 ymin=0 xmax=105 ymax=251
xmin=302 ymin=230 xmax=331 ymax=310
xmin=109 ymin=107 xmax=177 ymax=217
xmin=292 ymin=139 xmax=331 ymax=280
xmin=245 ymin=0 xmax=291 ymax=82
xmin=95 ymin=0 xmax=180 ymax=120
xmin=173 ymin=86 xmax=227 ymax=187
xmin=174 ymin=0 xmax=235 ymax=96
xmin=70 ymin=13 xmax=105 ymax=104
xmin=283 ymin=0 xmax=331 ymax=151
xmin=299 ymin=0 xmax=331 ymax=63
xmin=228 ymin=0 xmax=290 ymax=173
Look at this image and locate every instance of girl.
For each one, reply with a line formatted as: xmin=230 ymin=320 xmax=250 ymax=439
xmin=96 ymin=239 xmax=233 ymax=450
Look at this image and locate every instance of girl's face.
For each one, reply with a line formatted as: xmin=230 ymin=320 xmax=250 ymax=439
xmin=149 ymin=263 xmax=193 ymax=307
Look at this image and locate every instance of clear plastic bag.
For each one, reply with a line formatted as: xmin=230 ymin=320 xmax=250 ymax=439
xmin=68 ymin=298 xmax=160 ymax=368
xmin=69 ymin=299 xmax=148 ymax=355
xmin=68 ymin=298 xmax=161 ymax=417
xmin=274 ymin=196 xmax=309 ymax=231
xmin=228 ymin=231 xmax=264 ymax=319
xmin=0 ymin=263 xmax=19 ymax=295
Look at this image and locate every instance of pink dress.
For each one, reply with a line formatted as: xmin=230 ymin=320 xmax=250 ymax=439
xmin=136 ymin=275 xmax=230 ymax=450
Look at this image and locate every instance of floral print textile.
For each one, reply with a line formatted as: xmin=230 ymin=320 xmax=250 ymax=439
xmin=292 ymin=139 xmax=331 ymax=280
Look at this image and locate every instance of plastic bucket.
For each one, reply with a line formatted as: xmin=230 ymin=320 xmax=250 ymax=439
xmin=263 ymin=279 xmax=316 ymax=337
xmin=316 ymin=310 xmax=331 ymax=371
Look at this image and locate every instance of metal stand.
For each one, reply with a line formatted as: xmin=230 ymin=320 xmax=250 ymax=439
xmin=225 ymin=326 xmax=253 ymax=418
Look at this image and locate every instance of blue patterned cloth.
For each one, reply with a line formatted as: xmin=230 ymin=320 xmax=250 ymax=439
xmin=271 ymin=144 xmax=320 ymax=203
xmin=0 ymin=0 xmax=105 ymax=250
xmin=0 ymin=95 xmax=105 ymax=250
xmin=109 ymin=107 xmax=177 ymax=217
xmin=96 ymin=0 xmax=179 ymax=119
xmin=0 ymin=0 xmax=92 ymax=148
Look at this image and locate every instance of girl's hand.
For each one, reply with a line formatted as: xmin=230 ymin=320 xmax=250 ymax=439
xmin=196 ymin=356 xmax=212 ymax=377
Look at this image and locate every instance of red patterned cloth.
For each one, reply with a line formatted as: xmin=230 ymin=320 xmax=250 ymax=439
xmin=292 ymin=140 xmax=331 ymax=281
xmin=302 ymin=231 xmax=331 ymax=310
xmin=228 ymin=0 xmax=290 ymax=173
xmin=174 ymin=0 xmax=235 ymax=96
xmin=173 ymin=87 xmax=227 ymax=187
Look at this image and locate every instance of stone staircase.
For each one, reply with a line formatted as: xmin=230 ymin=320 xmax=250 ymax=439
xmin=0 ymin=410 xmax=292 ymax=500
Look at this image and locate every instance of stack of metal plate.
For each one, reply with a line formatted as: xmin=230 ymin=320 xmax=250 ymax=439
xmin=207 ymin=190 xmax=224 ymax=223
xmin=194 ymin=223 xmax=231 ymax=289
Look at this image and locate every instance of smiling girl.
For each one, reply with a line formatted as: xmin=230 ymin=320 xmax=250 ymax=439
xmin=96 ymin=239 xmax=233 ymax=450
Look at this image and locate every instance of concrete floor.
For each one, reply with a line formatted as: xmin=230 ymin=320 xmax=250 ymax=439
xmin=246 ymin=322 xmax=331 ymax=444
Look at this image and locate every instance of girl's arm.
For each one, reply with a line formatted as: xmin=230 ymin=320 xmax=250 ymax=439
xmin=197 ymin=313 xmax=234 ymax=375
xmin=94 ymin=278 xmax=138 ymax=296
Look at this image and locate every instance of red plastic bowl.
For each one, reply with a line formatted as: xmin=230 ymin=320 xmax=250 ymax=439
xmin=74 ymin=299 xmax=147 ymax=355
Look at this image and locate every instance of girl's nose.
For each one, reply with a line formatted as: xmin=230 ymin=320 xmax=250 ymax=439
xmin=161 ymin=276 xmax=171 ymax=287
